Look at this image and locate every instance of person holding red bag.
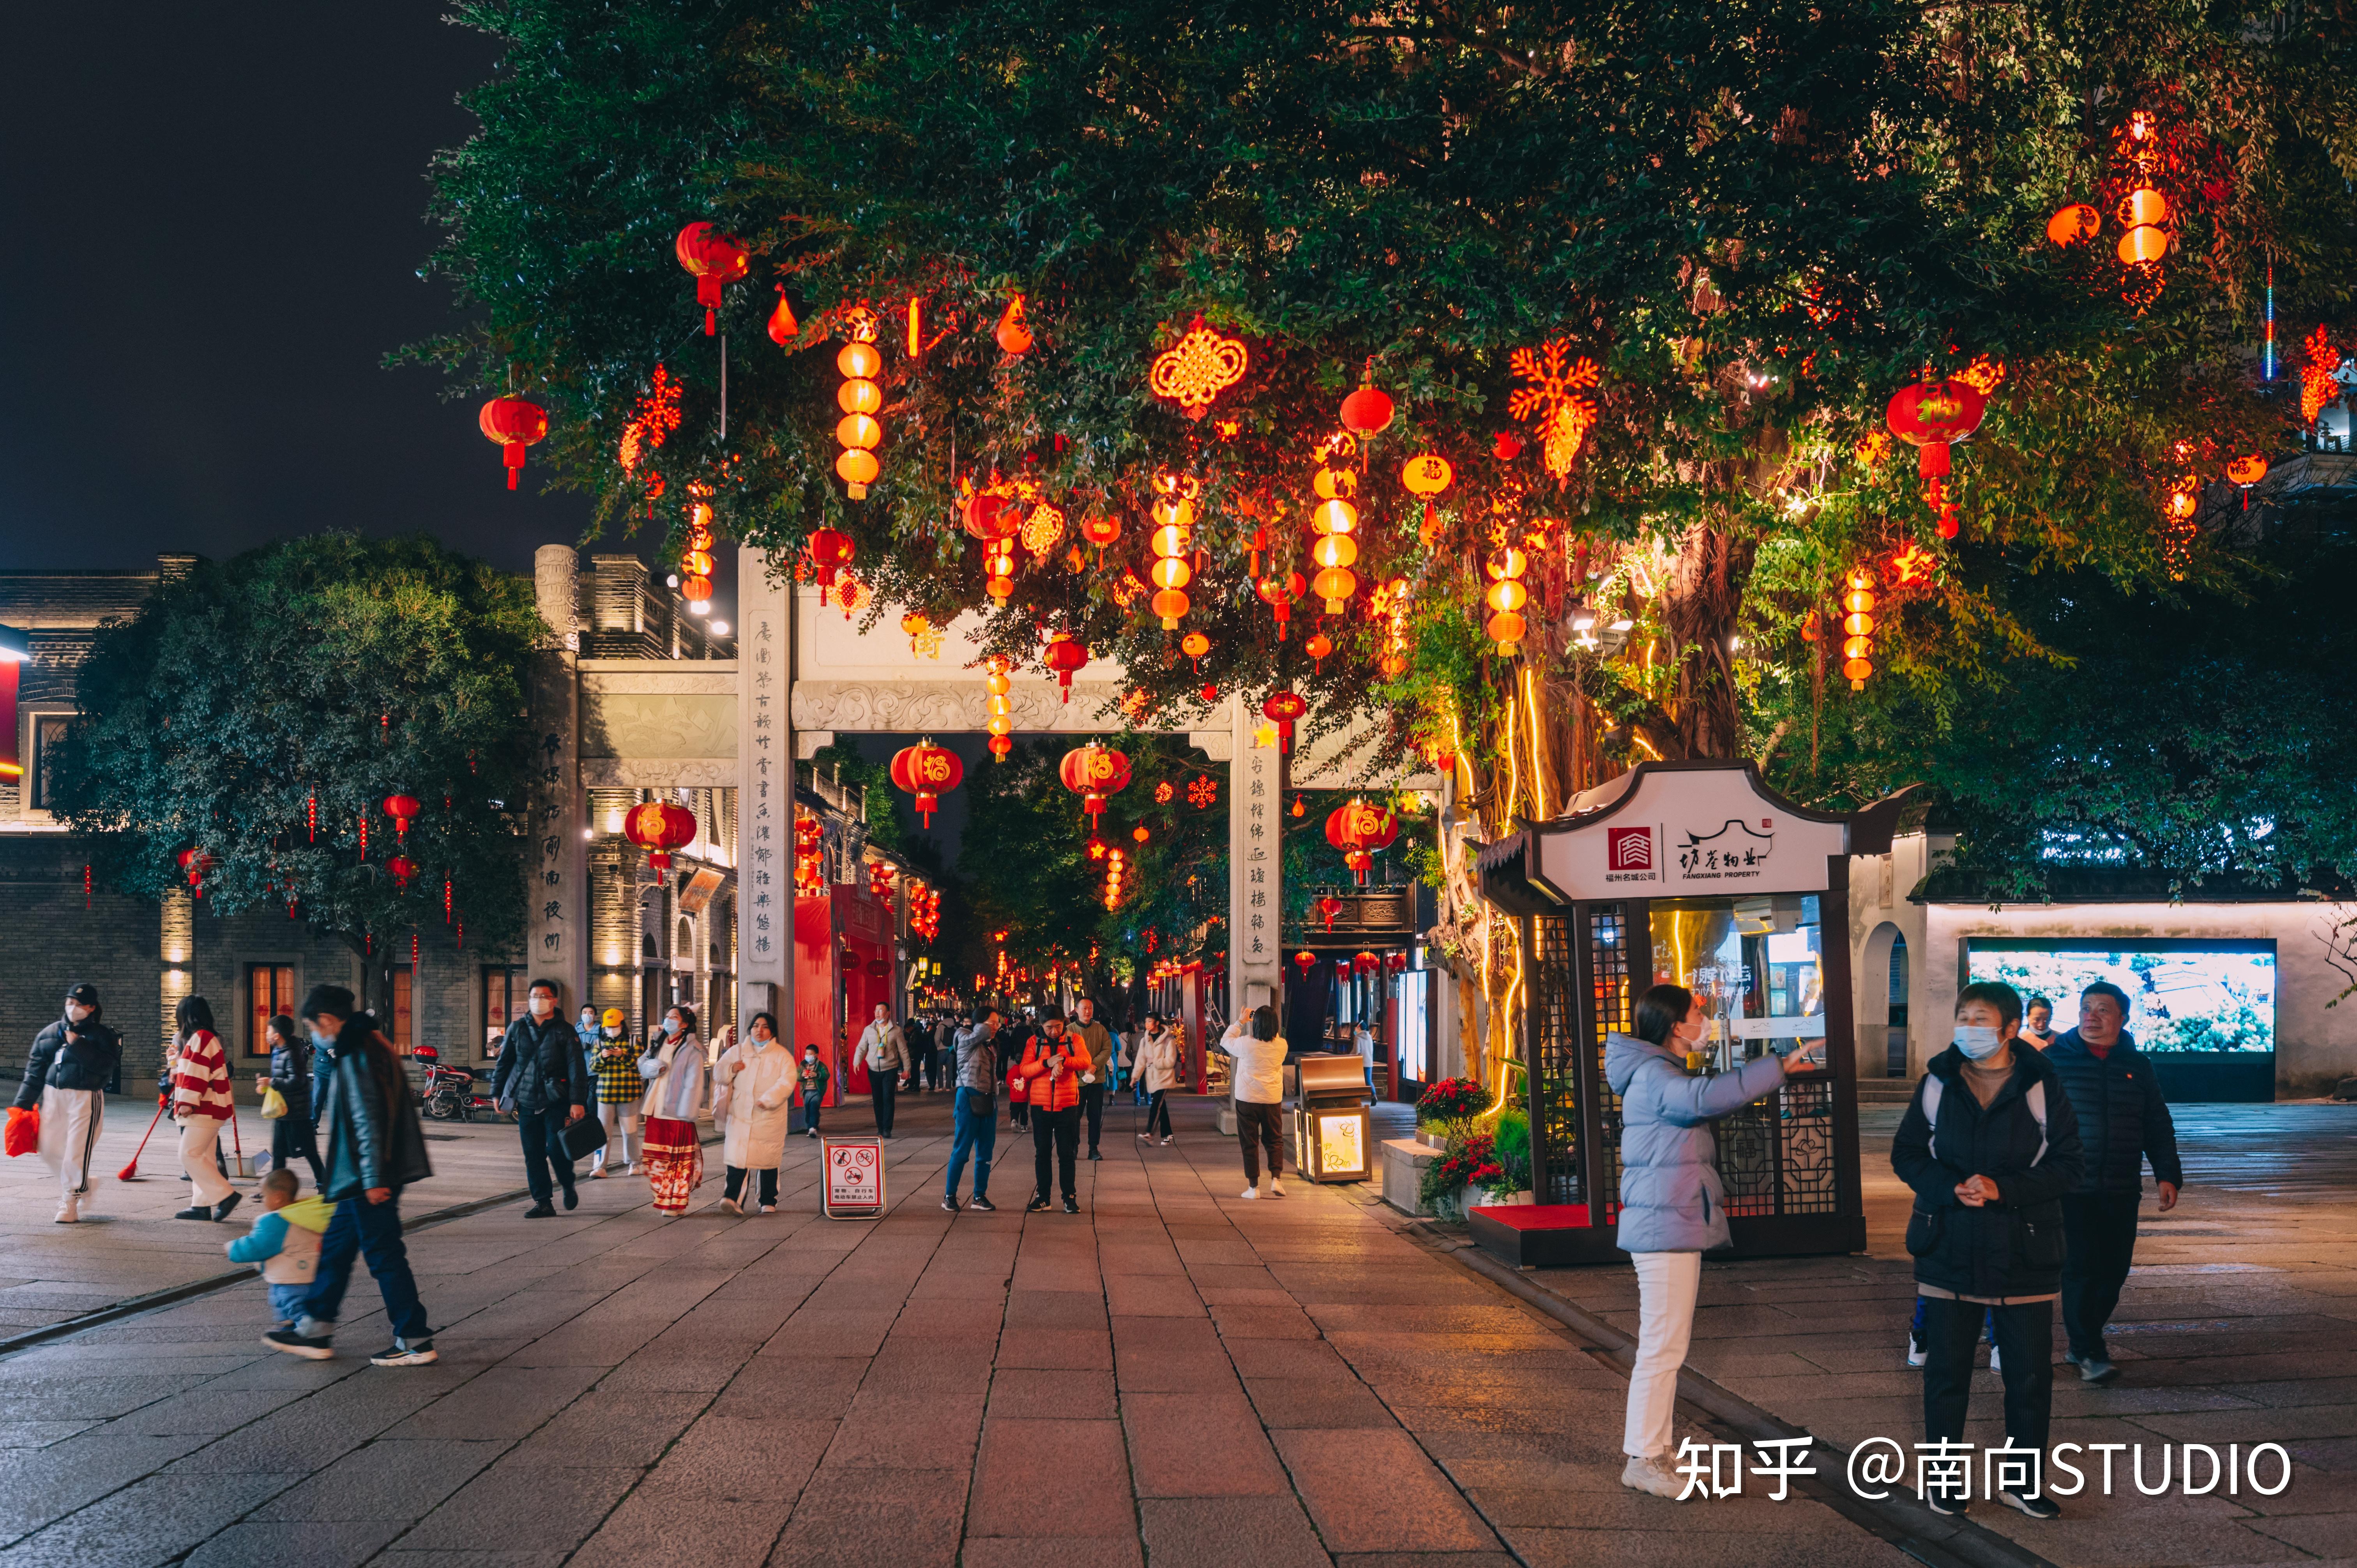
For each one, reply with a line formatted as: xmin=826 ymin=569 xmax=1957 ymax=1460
xmin=11 ymin=984 xmax=120 ymax=1223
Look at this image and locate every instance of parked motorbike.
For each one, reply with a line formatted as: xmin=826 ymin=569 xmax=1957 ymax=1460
xmin=415 ymin=1044 xmax=504 ymax=1122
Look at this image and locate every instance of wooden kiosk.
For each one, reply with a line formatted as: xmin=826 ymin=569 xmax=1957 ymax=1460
xmin=1470 ymin=761 xmax=1911 ymax=1268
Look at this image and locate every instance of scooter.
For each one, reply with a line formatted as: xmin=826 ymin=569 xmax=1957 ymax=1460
xmin=415 ymin=1044 xmax=504 ymax=1122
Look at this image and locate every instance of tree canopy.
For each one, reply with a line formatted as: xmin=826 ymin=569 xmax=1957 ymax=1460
xmin=52 ymin=535 xmax=544 ymax=969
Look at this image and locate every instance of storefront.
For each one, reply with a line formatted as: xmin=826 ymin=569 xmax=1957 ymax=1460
xmin=1473 ymin=761 xmax=1910 ymax=1267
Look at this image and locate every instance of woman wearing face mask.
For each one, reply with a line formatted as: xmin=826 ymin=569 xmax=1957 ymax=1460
xmin=588 ymin=1009 xmax=640 ymax=1178
xmin=170 ymin=996 xmax=242 ymax=1222
xmin=1607 ymin=984 xmax=1823 ymax=1499
xmin=637 ymin=1006 xmax=706 ymax=1217
xmin=796 ymin=1043 xmax=831 ymax=1138
xmin=1891 ymin=981 xmax=2084 ymax=1521
xmin=14 ymin=983 xmax=123 ymax=1224
xmin=715 ymin=1013 xmax=794 ymax=1214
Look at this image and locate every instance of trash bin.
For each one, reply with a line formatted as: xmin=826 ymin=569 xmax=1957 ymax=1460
xmin=1292 ymin=1053 xmax=1374 ymax=1184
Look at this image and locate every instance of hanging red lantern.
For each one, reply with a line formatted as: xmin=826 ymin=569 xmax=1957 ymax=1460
xmin=1058 ymin=743 xmax=1134 ymax=828
xmin=1262 ymin=690 xmax=1308 ymax=751
xmin=1294 ymin=950 xmax=1317 ymax=975
xmin=888 ymin=740 xmax=965 ymax=828
xmin=176 ymin=847 xmax=215 ymax=894
xmin=1493 ymin=431 xmax=1523 ymax=461
xmin=624 ymin=800 xmax=699 ymax=871
xmin=1305 ymin=631 xmax=1333 ymax=671
xmin=996 ymin=295 xmax=1033 ymax=355
xmin=2225 ymin=453 xmax=2269 ymax=510
xmin=1043 ymin=633 xmax=1089 ymax=702
xmin=807 ymin=527 xmax=857 ymax=604
xmin=1315 ymin=895 xmax=1345 ymax=933
xmin=1325 ymin=798 xmax=1399 ymax=886
xmin=1885 ymin=378 xmax=1989 ymax=539
xmin=382 ymin=793 xmax=421 ymax=841
xmin=1339 ymin=362 xmax=1395 ymax=437
xmin=386 ymin=854 xmax=418 ymax=892
xmin=767 ymin=286 xmax=799 ymax=346
xmin=477 ymin=397 xmax=548 ymax=491
xmin=1079 ymin=511 xmax=1122 ymax=561
xmin=673 ymin=223 xmax=750 ymax=335
xmin=1256 ymin=570 xmax=1305 ymax=640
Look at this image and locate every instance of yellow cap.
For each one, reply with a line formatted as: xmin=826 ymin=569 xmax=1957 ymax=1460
xmin=601 ymin=1008 xmax=626 ymax=1028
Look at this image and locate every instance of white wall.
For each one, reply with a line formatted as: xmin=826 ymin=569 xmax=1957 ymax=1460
xmin=1848 ymin=832 xmax=1949 ymax=1075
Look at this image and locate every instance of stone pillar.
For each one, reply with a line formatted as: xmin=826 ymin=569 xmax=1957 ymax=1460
xmin=736 ymin=544 xmax=791 ymax=1031
xmin=529 ymin=546 xmax=588 ymax=1012
xmin=1228 ymin=694 xmax=1285 ymax=1028
xmin=160 ymin=886 xmax=193 ymax=1065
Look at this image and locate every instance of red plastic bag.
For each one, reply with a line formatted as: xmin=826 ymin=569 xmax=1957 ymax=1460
xmin=4 ymin=1107 xmax=37 ymax=1158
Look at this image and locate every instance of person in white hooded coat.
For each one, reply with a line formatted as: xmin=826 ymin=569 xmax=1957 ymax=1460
xmin=717 ymin=1012 xmax=795 ymax=1214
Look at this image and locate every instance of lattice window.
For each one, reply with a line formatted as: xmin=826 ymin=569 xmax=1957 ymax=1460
xmin=1587 ymin=904 xmax=1631 ymax=1217
xmin=1530 ymin=915 xmax=1581 ymax=1205
xmin=1716 ymin=1075 xmax=1840 ymax=1217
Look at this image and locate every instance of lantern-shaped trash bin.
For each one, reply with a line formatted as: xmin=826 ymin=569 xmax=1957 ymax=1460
xmin=1292 ymin=1054 xmax=1375 ymax=1184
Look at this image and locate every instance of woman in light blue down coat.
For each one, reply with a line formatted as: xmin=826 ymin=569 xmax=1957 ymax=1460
xmin=1605 ymin=983 xmax=1822 ymax=1500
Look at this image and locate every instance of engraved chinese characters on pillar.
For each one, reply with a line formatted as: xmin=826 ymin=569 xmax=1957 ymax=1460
xmin=528 ymin=546 xmax=587 ymax=1006
xmin=1228 ymin=694 xmax=1286 ymax=1019
xmin=737 ymin=545 xmax=789 ymax=992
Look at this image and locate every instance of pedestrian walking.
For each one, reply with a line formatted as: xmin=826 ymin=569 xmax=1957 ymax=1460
xmin=1004 ymin=1012 xmax=1036 ymax=1133
xmin=855 ymin=1004 xmax=910 ymax=1136
xmin=588 ymin=1009 xmax=640 ymax=1178
xmin=13 ymin=982 xmax=121 ymax=1224
xmin=797 ymin=1041 xmax=830 ymax=1137
xmin=489 ymin=978 xmax=592 ymax=1218
xmin=576 ymin=1003 xmax=600 ymax=1056
xmin=1610 ymin=983 xmax=1825 ymax=1501
xmin=638 ymin=1006 xmax=707 ymax=1216
xmin=258 ymin=1014 xmax=325 ymax=1187
xmin=1016 ymin=1010 xmax=1089 ymax=1213
xmin=171 ymin=996 xmax=241 ymax=1223
xmin=2045 ymin=980 xmax=2182 ymax=1387
xmin=1131 ymin=1015 xmax=1162 ymax=1106
xmin=1069 ymin=998 xmax=1115 ymax=1161
xmin=1891 ymin=980 xmax=2083 ymax=1520
xmin=266 ymin=985 xmax=436 ymax=1366
xmin=944 ymin=1006 xmax=1001 ymax=1212
xmin=905 ymin=1012 xmax=935 ymax=1093
xmin=1217 ymin=1006 xmax=1289 ymax=1199
xmin=716 ymin=1012 xmax=793 ymax=1215
xmin=1135 ymin=1016 xmax=1179 ymax=1144
xmin=226 ymin=1166 xmax=332 ymax=1331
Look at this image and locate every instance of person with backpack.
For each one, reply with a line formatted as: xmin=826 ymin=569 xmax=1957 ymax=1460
xmin=13 ymin=982 xmax=122 ymax=1224
xmin=2044 ymin=980 xmax=2183 ymax=1386
xmin=1892 ymin=980 xmax=2085 ymax=1520
xmin=265 ymin=985 xmax=436 ymax=1366
xmin=490 ymin=978 xmax=593 ymax=1217
xmin=796 ymin=1042 xmax=830 ymax=1138
xmin=943 ymin=1006 xmax=1003 ymax=1213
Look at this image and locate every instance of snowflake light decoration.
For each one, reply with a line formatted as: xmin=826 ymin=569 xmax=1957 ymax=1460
xmin=1186 ymin=774 xmax=1219 ymax=809
xmin=1153 ymin=780 xmax=1175 ymax=805
xmin=1506 ymin=339 xmax=1601 ymax=484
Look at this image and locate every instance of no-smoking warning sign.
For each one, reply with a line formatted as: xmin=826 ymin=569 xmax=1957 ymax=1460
xmin=822 ymin=1136 xmax=886 ymax=1219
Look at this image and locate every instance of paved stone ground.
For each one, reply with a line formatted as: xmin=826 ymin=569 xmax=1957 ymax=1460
xmin=0 ymin=1087 xmax=1918 ymax=1568
xmin=0 ymin=1097 xmax=544 ymax=1336
xmin=1520 ymin=1102 xmax=2357 ymax=1567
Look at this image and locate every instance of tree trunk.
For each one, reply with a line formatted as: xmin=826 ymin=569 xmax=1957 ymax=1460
xmin=1657 ymin=519 xmax=1757 ymax=760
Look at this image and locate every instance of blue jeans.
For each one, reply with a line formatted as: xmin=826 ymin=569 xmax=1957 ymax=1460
xmin=267 ymin=1282 xmax=308 ymax=1326
xmin=302 ymin=1191 xmax=430 ymax=1342
xmin=945 ymin=1088 xmax=996 ymax=1200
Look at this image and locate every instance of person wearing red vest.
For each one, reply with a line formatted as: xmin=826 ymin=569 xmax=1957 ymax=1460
xmin=1015 ymin=1012 xmax=1092 ymax=1213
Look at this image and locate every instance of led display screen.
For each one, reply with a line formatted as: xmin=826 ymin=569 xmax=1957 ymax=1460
xmin=1964 ymin=939 xmax=2275 ymax=1053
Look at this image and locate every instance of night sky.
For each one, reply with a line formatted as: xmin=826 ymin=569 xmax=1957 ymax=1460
xmin=0 ymin=4 xmax=679 ymax=592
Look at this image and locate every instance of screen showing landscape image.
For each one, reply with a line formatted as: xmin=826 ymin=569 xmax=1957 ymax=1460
xmin=1965 ymin=941 xmax=2276 ymax=1053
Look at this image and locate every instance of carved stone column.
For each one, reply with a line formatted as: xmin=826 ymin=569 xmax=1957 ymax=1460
xmin=1228 ymin=694 xmax=1285 ymax=1027
xmin=736 ymin=544 xmax=792 ymax=1031
xmin=529 ymin=545 xmax=588 ymax=1010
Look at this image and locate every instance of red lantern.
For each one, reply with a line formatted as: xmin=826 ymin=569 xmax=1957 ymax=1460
xmin=382 ymin=793 xmax=421 ymax=841
xmin=888 ymin=740 xmax=965 ymax=828
xmin=964 ymin=489 xmax=1020 ymax=541
xmin=1079 ymin=512 xmax=1122 ymax=560
xmin=1058 ymin=743 xmax=1133 ymax=828
xmin=807 ymin=527 xmax=856 ymax=604
xmin=2225 ymin=453 xmax=2269 ymax=510
xmin=1256 ymin=571 xmax=1305 ymax=641
xmin=1042 ymin=633 xmax=1089 ymax=702
xmin=1262 ymin=690 xmax=1308 ymax=751
xmin=1885 ymin=378 xmax=1990 ymax=539
xmin=624 ymin=800 xmax=698 ymax=871
xmin=1493 ymin=431 xmax=1523 ymax=461
xmin=1294 ymin=950 xmax=1317 ymax=975
xmin=386 ymin=854 xmax=417 ymax=892
xmin=1315 ymin=895 xmax=1344 ymax=932
xmin=767 ymin=286 xmax=799 ymax=346
xmin=177 ymin=847 xmax=215 ymax=894
xmin=478 ymin=397 xmax=548 ymax=491
xmin=1340 ymin=364 xmax=1396 ymax=437
xmin=1325 ymin=798 xmax=1400 ymax=886
xmin=673 ymin=223 xmax=750 ymax=335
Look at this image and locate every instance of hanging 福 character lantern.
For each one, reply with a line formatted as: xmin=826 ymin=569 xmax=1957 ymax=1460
xmin=1507 ymin=339 xmax=1601 ymax=484
xmin=1043 ymin=632 xmax=1088 ymax=702
xmin=1079 ymin=510 xmax=1121 ymax=563
xmin=673 ymin=223 xmax=749 ymax=335
xmin=2046 ymin=203 xmax=2101 ymax=247
xmin=478 ymin=396 xmax=547 ymax=491
xmin=888 ymin=739 xmax=965 ymax=827
xmin=1325 ymin=798 xmax=1399 ymax=887
xmin=806 ymin=527 xmax=856 ymax=606
xmin=834 ymin=307 xmax=883 ymax=500
xmin=2224 ymin=454 xmax=2269 ymax=510
xmin=1180 ymin=631 xmax=1210 ymax=675
xmin=1058 ymin=743 xmax=1133 ymax=831
xmin=1402 ymin=453 xmax=1452 ymax=546
xmin=1148 ymin=315 xmax=1249 ymax=420
xmin=1148 ymin=473 xmax=1198 ymax=630
xmin=1841 ymin=569 xmax=1876 ymax=691
xmin=624 ymin=800 xmax=698 ymax=871
xmin=1256 ymin=569 xmax=1305 ymax=641
xmin=1884 ymin=377 xmax=1989 ymax=539
xmin=1262 ymin=690 xmax=1308 ymax=752
xmin=1309 ymin=442 xmax=1359 ymax=616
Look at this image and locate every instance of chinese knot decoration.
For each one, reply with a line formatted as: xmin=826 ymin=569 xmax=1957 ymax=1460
xmin=1059 ymin=743 xmax=1134 ymax=828
xmin=624 ymin=800 xmax=698 ymax=871
xmin=835 ymin=309 xmax=883 ymax=499
xmin=478 ymin=396 xmax=548 ymax=491
xmin=673 ymin=223 xmax=749 ymax=336
xmin=888 ymin=739 xmax=965 ymax=828
xmin=1325 ymin=798 xmax=1399 ymax=886
xmin=1262 ymin=690 xmax=1308 ymax=752
xmin=1148 ymin=316 xmax=1249 ymax=420
xmin=1884 ymin=377 xmax=1989 ymax=539
xmin=1507 ymin=339 xmax=1602 ymax=483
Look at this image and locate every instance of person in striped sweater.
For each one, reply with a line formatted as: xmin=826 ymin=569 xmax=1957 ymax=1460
xmin=172 ymin=996 xmax=241 ymax=1222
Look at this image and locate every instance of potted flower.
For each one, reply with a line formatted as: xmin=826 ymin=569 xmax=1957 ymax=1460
xmin=1415 ymin=1076 xmax=1488 ymax=1150
xmin=1418 ymin=1130 xmax=1493 ymax=1220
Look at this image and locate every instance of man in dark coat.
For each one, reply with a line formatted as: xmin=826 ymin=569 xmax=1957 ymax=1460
xmin=2044 ymin=980 xmax=2184 ymax=1385
xmin=266 ymin=985 xmax=436 ymax=1366
xmin=1893 ymin=980 xmax=2085 ymax=1520
xmin=490 ymin=978 xmax=593 ymax=1217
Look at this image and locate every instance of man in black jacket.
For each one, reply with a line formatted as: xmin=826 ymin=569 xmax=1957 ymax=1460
xmin=1892 ymin=981 xmax=2085 ymax=1520
xmin=490 ymin=978 xmax=592 ymax=1217
xmin=2045 ymin=981 xmax=2184 ymax=1386
xmin=266 ymin=985 xmax=437 ymax=1366
xmin=14 ymin=983 xmax=122 ymax=1224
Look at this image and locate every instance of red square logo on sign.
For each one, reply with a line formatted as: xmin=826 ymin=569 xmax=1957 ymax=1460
xmin=1607 ymin=826 xmax=1653 ymax=871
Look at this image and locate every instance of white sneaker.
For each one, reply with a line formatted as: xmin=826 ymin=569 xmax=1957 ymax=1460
xmin=1268 ymin=1181 xmax=1285 ymax=1197
xmin=1240 ymin=1186 xmax=1260 ymax=1200
xmin=1988 ymin=1344 xmax=2002 ymax=1372
xmin=1620 ymin=1452 xmax=1685 ymax=1498
xmin=718 ymin=1197 xmax=742 ymax=1216
xmin=1158 ymin=1137 xmax=1173 ymax=1146
xmin=53 ymin=1203 xmax=79 ymax=1225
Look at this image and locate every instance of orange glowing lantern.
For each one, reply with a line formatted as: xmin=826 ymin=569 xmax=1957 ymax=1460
xmin=1841 ymin=569 xmax=1876 ymax=691
xmin=1058 ymin=743 xmax=1134 ymax=828
xmin=1885 ymin=378 xmax=1989 ymax=539
xmin=1148 ymin=474 xmax=1198 ymax=629
xmin=2046 ymin=203 xmax=2100 ymax=247
xmin=834 ymin=312 xmax=883 ymax=499
xmin=995 ymin=295 xmax=1032 ymax=356
xmin=1257 ymin=570 xmax=1305 ymax=641
xmin=1484 ymin=545 xmax=1529 ymax=653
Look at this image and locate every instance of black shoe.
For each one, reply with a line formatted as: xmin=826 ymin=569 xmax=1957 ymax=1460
xmin=942 ymin=1196 xmax=959 ymax=1212
xmin=523 ymin=1202 xmax=557 ymax=1218
xmin=1088 ymin=1149 xmax=1101 ymax=1160
xmin=263 ymin=1328 xmax=334 ymax=1360
xmin=1025 ymin=1194 xmax=1050 ymax=1213
xmin=1999 ymin=1489 xmax=2061 ymax=1520
xmin=1926 ymin=1490 xmax=1969 ymax=1517
xmin=175 ymin=1205 xmax=219 ymax=1220
xmin=369 ymin=1338 xmax=438 ymax=1367
xmin=212 ymin=1192 xmax=242 ymax=1222
xmin=562 ymin=1185 xmax=579 ymax=1211
xmin=968 ymin=1195 xmax=995 ymax=1211
xmin=1062 ymin=1196 xmax=1079 ymax=1214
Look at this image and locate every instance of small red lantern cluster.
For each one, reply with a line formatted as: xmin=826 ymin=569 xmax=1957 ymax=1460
xmin=794 ymin=812 xmax=825 ymax=896
xmin=888 ymin=740 xmax=965 ymax=828
xmin=624 ymin=799 xmax=698 ymax=871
